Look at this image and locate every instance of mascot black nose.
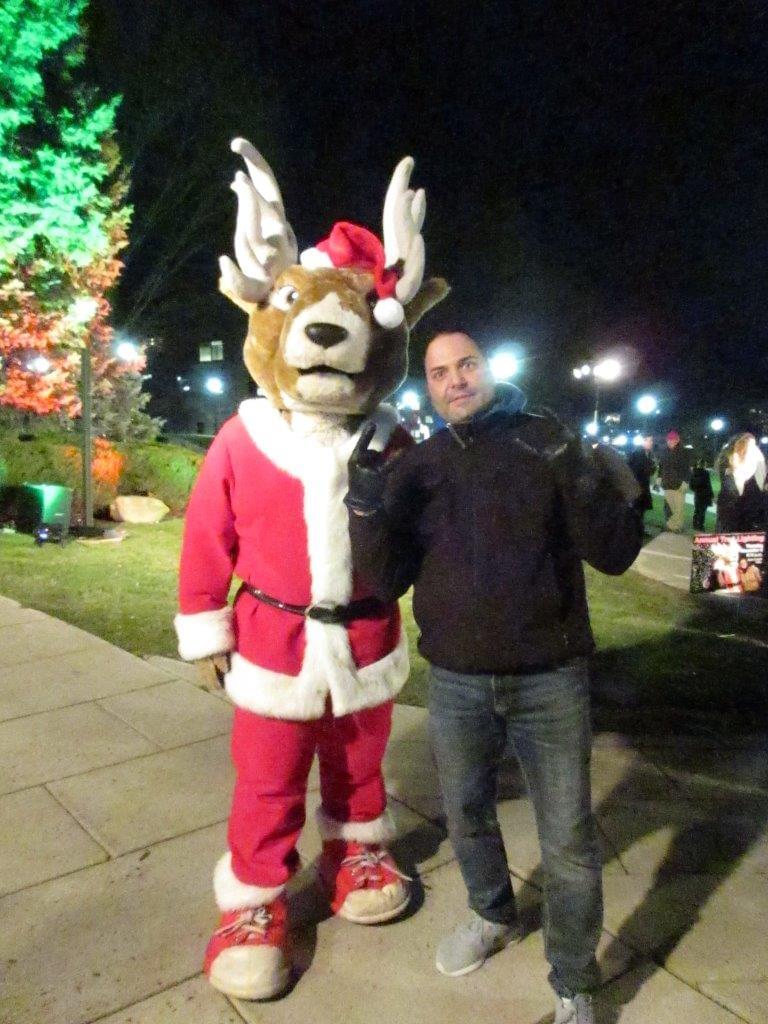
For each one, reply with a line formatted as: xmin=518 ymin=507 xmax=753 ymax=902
xmin=305 ymin=323 xmax=349 ymax=348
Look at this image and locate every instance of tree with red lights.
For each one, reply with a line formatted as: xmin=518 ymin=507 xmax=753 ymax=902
xmin=0 ymin=0 xmax=158 ymax=439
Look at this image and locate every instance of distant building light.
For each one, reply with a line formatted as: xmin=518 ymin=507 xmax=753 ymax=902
xmin=602 ymin=435 xmax=611 ymax=443
xmin=399 ymin=389 xmax=420 ymax=410
xmin=182 ymin=385 xmax=191 ymax=392
xmin=760 ymin=436 xmax=768 ymax=446
xmin=612 ymin=434 xmax=628 ymax=447
xmin=581 ymin=364 xmax=591 ymax=376
xmin=199 ymin=340 xmax=224 ymax=363
xmin=632 ymin=434 xmax=645 ymax=446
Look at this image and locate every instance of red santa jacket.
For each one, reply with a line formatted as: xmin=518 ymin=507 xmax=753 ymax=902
xmin=175 ymin=398 xmax=410 ymax=721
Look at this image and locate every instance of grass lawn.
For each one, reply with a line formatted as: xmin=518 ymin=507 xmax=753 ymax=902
xmin=1 ymin=512 xmax=765 ymax=737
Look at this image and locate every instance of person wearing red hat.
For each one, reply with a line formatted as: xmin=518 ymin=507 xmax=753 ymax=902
xmin=658 ymin=430 xmax=691 ymax=532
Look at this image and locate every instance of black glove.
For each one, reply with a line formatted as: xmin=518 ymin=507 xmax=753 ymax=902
xmin=345 ymin=422 xmax=389 ymax=516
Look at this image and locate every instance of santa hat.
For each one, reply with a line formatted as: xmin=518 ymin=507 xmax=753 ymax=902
xmin=300 ymin=222 xmax=405 ymax=329
xmin=666 ymin=430 xmax=681 ymax=442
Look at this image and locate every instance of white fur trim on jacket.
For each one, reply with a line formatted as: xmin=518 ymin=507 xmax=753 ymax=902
xmin=175 ymin=607 xmax=235 ymax=662
xmin=213 ymin=852 xmax=285 ymax=911
xmin=316 ymin=806 xmax=397 ymax=845
xmin=224 ymin=626 xmax=409 ymax=720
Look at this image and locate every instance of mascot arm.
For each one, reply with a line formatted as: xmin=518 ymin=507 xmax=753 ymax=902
xmin=175 ymin=432 xmax=239 ymax=662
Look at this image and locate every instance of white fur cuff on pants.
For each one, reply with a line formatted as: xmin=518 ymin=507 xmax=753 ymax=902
xmin=316 ymin=806 xmax=396 ymax=844
xmin=213 ymin=852 xmax=285 ymax=911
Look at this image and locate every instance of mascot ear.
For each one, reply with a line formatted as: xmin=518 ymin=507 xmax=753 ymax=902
xmin=404 ymin=277 xmax=450 ymax=329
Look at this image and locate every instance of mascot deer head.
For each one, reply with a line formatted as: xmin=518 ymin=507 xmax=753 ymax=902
xmin=219 ymin=138 xmax=448 ymax=415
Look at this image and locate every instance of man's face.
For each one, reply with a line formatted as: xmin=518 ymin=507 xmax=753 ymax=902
xmin=667 ymin=438 xmax=679 ymax=449
xmin=425 ymin=333 xmax=496 ymax=424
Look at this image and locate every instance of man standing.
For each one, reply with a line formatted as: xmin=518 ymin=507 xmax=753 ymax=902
xmin=658 ymin=430 xmax=691 ymax=532
xmin=345 ymin=332 xmax=642 ymax=1024
xmin=627 ymin=435 xmax=656 ymax=522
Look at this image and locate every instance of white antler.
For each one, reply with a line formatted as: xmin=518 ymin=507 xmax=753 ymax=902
xmin=219 ymin=138 xmax=298 ymax=305
xmin=382 ymin=156 xmax=426 ymax=304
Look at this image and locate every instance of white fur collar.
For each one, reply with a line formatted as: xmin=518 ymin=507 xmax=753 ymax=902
xmin=237 ymin=398 xmax=398 ymax=479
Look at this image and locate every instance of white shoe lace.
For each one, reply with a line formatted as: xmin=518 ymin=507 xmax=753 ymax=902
xmin=341 ymin=847 xmax=413 ymax=886
xmin=215 ymin=905 xmax=272 ymax=939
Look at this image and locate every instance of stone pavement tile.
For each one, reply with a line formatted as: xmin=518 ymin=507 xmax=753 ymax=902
xmin=95 ymin=977 xmax=244 ymax=1024
xmin=49 ymin=735 xmax=233 ymax=856
xmin=702 ymin=981 xmax=768 ymax=1024
xmin=0 ymin=646 xmax=171 ymax=722
xmin=0 ymin=602 xmax=46 ymax=627
xmin=0 ymin=704 xmax=158 ymax=794
xmin=144 ymin=655 xmax=202 ymax=684
xmin=0 ymin=823 xmax=227 ymax=1024
xmin=600 ymin=962 xmax=744 ymax=1023
xmin=590 ymin=746 xmax=680 ymax=805
xmin=98 ymin=680 xmax=234 ymax=748
xmin=0 ymin=786 xmax=107 ymax=896
xmin=0 ymin=616 xmax=107 ymax=668
xmin=596 ymin=800 xmax=768 ymax=876
xmin=235 ymin=859 xmax=636 ymax=1024
xmin=602 ymin=870 xmax=768 ymax=983
xmin=646 ymin=742 xmax=768 ymax=796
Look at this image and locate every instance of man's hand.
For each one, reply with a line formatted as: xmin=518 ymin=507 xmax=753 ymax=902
xmin=195 ymin=653 xmax=230 ymax=691
xmin=345 ymin=422 xmax=390 ymax=516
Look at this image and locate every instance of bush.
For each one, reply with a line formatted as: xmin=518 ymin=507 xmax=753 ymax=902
xmin=118 ymin=443 xmax=203 ymax=514
xmin=0 ymin=429 xmax=203 ymax=516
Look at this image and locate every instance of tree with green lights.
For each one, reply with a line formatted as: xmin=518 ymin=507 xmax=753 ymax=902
xmin=0 ymin=0 xmax=158 ymax=439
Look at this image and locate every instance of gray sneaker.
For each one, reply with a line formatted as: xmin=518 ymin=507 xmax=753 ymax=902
xmin=435 ymin=911 xmax=519 ymax=977
xmin=554 ymin=993 xmax=595 ymax=1024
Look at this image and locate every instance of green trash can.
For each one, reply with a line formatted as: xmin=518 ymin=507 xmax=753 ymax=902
xmin=16 ymin=483 xmax=73 ymax=538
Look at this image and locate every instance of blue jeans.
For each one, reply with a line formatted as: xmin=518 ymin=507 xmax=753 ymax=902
xmin=428 ymin=659 xmax=602 ymax=997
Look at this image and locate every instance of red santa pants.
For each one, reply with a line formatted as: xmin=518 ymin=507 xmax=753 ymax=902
xmin=228 ymin=700 xmax=393 ymax=888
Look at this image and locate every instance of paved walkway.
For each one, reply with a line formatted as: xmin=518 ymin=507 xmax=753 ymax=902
xmin=1 ymin=592 xmax=767 ymax=1024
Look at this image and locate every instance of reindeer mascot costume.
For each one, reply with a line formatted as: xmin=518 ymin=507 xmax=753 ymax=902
xmin=175 ymin=139 xmax=446 ymax=1000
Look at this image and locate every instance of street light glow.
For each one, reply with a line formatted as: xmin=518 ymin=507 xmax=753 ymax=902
xmin=29 ymin=355 xmax=51 ymax=373
xmin=116 ymin=341 xmax=140 ymax=361
xmin=710 ymin=417 xmax=726 ymax=432
xmin=593 ymin=358 xmax=622 ymax=382
xmin=68 ymin=296 xmax=98 ymax=325
xmin=489 ymin=349 xmax=519 ymax=381
xmin=585 ymin=421 xmax=599 ymax=436
xmin=636 ymin=394 xmax=658 ymax=416
xmin=205 ymin=376 xmax=225 ymax=395
xmin=612 ymin=434 xmax=628 ymax=447
xmin=573 ymin=368 xmax=583 ymax=380
xmin=399 ymin=389 xmax=420 ymax=410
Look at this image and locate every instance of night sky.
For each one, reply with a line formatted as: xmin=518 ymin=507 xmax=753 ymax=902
xmin=84 ymin=0 xmax=768 ymax=427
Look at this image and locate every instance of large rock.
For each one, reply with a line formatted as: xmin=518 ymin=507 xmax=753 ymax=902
xmin=110 ymin=495 xmax=170 ymax=524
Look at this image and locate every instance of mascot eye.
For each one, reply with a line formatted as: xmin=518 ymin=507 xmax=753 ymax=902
xmin=271 ymin=285 xmax=299 ymax=311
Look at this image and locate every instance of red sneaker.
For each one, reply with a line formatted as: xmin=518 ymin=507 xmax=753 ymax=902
xmin=204 ymin=896 xmax=290 ymax=1000
xmin=319 ymin=841 xmax=411 ymax=924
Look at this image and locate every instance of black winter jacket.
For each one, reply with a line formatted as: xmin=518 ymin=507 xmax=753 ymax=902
xmin=349 ymin=404 xmax=643 ymax=675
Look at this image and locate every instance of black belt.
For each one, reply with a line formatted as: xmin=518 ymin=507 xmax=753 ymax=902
xmin=242 ymin=584 xmax=385 ymax=624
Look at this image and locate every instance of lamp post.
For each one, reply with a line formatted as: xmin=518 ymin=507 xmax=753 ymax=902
xmin=68 ymin=297 xmax=98 ymax=528
xmin=573 ymin=358 xmax=622 ymax=431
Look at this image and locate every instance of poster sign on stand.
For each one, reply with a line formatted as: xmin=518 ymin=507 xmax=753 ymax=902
xmin=690 ymin=532 xmax=766 ymax=594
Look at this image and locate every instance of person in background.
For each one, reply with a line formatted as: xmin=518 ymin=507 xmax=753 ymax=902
xmin=716 ymin=433 xmax=767 ymax=532
xmin=658 ymin=430 xmax=691 ymax=533
xmin=345 ymin=332 xmax=643 ymax=1024
xmin=690 ymin=458 xmax=714 ymax=532
xmin=627 ymin=435 xmax=656 ymax=524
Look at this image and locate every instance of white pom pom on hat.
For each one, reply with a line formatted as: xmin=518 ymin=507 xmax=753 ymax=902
xmin=300 ymin=247 xmax=334 ymax=270
xmin=373 ymin=297 xmax=405 ymax=328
